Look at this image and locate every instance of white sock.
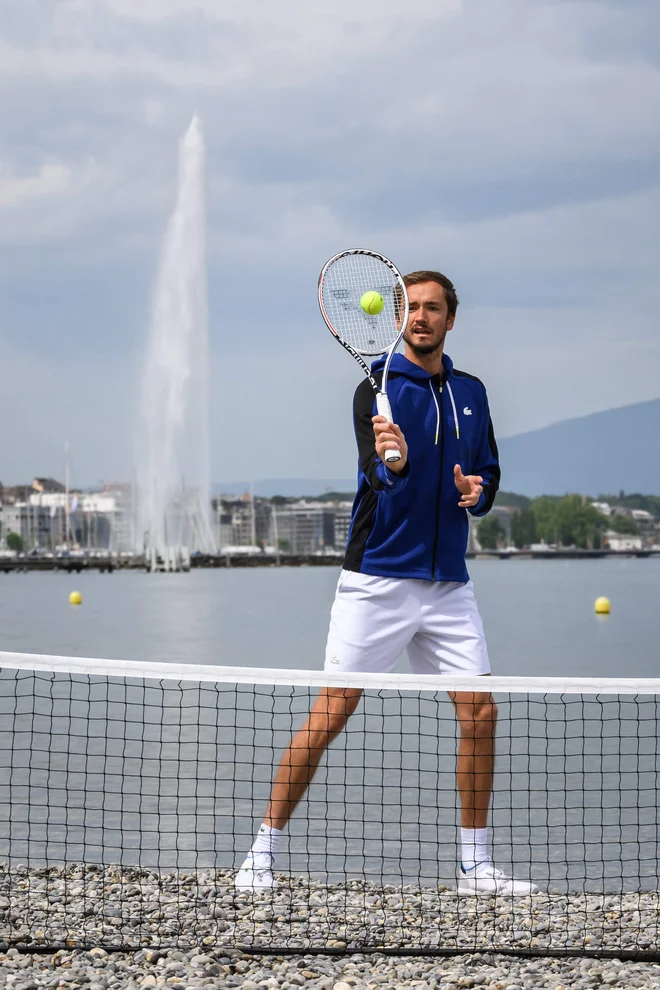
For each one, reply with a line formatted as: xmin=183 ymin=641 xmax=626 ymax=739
xmin=248 ymin=824 xmax=282 ymax=867
xmin=460 ymin=827 xmax=489 ymax=870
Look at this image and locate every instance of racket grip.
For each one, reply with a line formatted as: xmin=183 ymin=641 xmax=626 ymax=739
xmin=376 ymin=393 xmax=401 ymax=464
xmin=376 ymin=393 xmax=393 ymax=421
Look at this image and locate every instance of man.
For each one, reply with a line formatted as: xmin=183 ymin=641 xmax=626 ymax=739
xmin=237 ymin=271 xmax=538 ymax=896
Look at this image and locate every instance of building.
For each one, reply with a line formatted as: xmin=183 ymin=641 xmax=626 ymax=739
xmin=0 ymin=478 xmax=136 ymax=552
xmin=332 ymin=503 xmax=353 ymax=554
xmin=593 ymin=502 xmax=660 ymax=549
xmin=32 ymin=478 xmax=66 ymax=495
xmin=604 ymin=533 xmax=643 ymax=552
xmin=213 ymin=495 xmax=354 ymax=555
xmin=214 ymin=494 xmax=271 ymax=550
xmin=0 ymin=501 xmax=63 ymax=550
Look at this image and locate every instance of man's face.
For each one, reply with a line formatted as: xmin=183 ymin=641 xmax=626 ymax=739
xmin=403 ymin=281 xmax=454 ymax=356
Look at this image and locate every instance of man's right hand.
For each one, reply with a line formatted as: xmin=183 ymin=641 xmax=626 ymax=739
xmin=372 ymin=415 xmax=408 ymax=473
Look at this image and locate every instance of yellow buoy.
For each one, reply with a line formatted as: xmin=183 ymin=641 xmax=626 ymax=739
xmin=69 ymin=591 xmax=83 ymax=606
xmin=594 ymin=596 xmax=610 ymax=615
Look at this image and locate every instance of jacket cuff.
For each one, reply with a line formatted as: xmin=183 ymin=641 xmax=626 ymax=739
xmin=468 ymin=490 xmax=488 ymax=517
xmin=376 ymin=460 xmax=410 ymax=493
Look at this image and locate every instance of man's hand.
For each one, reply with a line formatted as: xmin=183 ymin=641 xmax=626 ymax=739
xmin=372 ymin=416 xmax=408 ymax=473
xmin=454 ymin=464 xmax=483 ymax=508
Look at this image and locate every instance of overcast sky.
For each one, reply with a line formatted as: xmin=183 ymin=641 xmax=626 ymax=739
xmin=0 ymin=0 xmax=658 ymax=488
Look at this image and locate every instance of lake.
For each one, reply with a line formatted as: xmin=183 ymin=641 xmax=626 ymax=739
xmin=0 ymin=557 xmax=658 ymax=676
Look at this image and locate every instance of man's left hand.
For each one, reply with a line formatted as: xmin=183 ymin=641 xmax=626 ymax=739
xmin=454 ymin=464 xmax=483 ymax=508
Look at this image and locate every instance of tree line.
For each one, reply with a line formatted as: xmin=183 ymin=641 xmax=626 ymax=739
xmin=478 ymin=492 xmax=652 ymax=550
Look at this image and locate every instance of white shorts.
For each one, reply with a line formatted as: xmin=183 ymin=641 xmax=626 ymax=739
xmin=324 ymin=570 xmax=491 ymax=676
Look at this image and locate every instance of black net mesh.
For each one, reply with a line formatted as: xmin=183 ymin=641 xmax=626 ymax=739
xmin=0 ymin=663 xmax=659 ymax=959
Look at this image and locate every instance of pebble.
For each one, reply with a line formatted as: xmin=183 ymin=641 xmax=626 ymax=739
xmin=1 ymin=863 xmax=660 ymax=989
xmin=1 ymin=948 xmax=658 ymax=990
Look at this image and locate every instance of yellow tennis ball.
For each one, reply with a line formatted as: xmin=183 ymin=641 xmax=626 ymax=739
xmin=360 ymin=290 xmax=385 ymax=315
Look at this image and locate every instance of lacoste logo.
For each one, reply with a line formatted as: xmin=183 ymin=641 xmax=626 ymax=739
xmin=463 ymin=407 xmax=472 ymax=415
xmin=329 ymin=656 xmax=340 ymax=665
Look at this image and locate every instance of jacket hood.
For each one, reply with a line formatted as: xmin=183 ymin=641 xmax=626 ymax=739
xmin=371 ymin=351 xmax=454 ymax=380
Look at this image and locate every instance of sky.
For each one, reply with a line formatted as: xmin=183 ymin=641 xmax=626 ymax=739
xmin=0 ymin=0 xmax=658 ymax=488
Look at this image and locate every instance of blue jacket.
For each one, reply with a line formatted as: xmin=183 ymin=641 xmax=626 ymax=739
xmin=343 ymin=352 xmax=500 ymax=582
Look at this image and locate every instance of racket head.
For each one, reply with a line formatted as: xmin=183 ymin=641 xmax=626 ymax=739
xmin=318 ymin=248 xmax=409 ymax=356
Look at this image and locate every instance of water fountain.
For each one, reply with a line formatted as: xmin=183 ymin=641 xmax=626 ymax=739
xmin=136 ymin=116 xmax=216 ymax=568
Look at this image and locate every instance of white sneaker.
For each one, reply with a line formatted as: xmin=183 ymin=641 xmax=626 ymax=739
xmin=457 ymin=860 xmax=539 ymax=897
xmin=234 ymin=853 xmax=277 ymax=890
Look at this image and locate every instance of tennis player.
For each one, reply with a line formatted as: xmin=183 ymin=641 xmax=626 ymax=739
xmin=237 ymin=271 xmax=538 ymax=896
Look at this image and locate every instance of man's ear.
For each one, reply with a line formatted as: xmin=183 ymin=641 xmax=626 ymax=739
xmin=446 ymin=315 xmax=455 ymax=333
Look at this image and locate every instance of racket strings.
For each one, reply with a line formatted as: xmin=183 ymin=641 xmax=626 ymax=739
xmin=321 ymin=254 xmax=405 ymax=355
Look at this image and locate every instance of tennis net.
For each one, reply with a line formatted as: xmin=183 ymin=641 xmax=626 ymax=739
xmin=0 ymin=650 xmax=659 ymax=959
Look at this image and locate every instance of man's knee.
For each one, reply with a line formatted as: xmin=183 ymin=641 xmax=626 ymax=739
xmin=321 ymin=711 xmax=351 ymax=740
xmin=307 ymin=689 xmax=362 ymax=744
xmin=458 ymin=697 xmax=498 ymax=739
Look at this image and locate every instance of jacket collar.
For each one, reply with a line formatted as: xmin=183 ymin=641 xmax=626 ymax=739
xmin=371 ymin=351 xmax=454 ymax=381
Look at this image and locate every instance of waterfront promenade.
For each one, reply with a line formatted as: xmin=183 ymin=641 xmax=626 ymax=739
xmin=0 ymin=548 xmax=658 ymax=573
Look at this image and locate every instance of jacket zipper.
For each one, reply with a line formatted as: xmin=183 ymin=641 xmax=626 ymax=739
xmin=431 ymin=379 xmax=445 ymax=580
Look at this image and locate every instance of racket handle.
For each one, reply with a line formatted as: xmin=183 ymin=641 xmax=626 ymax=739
xmin=376 ymin=392 xmax=401 ymax=464
xmin=376 ymin=393 xmax=393 ymax=421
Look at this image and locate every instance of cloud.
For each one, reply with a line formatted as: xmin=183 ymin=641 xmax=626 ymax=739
xmin=0 ymin=0 xmax=658 ymax=485
xmin=0 ymin=162 xmax=72 ymax=208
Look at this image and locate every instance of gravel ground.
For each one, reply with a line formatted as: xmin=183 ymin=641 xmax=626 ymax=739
xmin=2 ymin=864 xmax=658 ymax=956
xmin=2 ymin=863 xmax=660 ymax=987
xmin=1 ymin=946 xmax=660 ymax=990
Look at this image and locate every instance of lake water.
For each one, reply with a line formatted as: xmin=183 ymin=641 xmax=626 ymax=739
xmin=0 ymin=557 xmax=658 ymax=676
xmin=1 ymin=559 xmax=659 ymax=911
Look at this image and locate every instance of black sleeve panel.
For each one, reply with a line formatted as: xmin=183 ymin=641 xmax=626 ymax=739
xmin=353 ymin=378 xmax=385 ymax=491
xmin=482 ymin=415 xmax=501 ymax=513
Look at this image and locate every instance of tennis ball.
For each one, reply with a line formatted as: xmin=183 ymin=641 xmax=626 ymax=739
xmin=360 ymin=290 xmax=385 ymax=315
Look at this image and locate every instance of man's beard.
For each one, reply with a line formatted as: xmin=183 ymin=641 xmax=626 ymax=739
xmin=403 ymin=328 xmax=446 ymax=355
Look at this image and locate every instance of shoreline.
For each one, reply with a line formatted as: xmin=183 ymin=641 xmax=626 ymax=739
xmin=0 ymin=549 xmax=658 ymax=573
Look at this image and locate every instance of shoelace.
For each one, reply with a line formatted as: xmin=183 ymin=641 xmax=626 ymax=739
xmin=245 ymin=852 xmax=274 ymax=871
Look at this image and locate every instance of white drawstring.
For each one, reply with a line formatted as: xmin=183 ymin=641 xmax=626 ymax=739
xmin=429 ymin=380 xmax=441 ymax=444
xmin=446 ymin=381 xmax=460 ymax=439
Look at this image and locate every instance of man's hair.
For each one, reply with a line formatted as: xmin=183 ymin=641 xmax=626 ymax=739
xmin=403 ymin=270 xmax=459 ymax=319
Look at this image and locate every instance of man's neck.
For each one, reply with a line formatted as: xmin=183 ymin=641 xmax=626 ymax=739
xmin=403 ymin=344 xmax=445 ymax=377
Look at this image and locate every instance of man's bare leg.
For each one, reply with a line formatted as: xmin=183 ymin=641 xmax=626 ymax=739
xmin=450 ymin=688 xmax=497 ymax=832
xmin=264 ymin=687 xmax=363 ymax=829
xmin=451 ymin=686 xmax=538 ymax=895
xmin=236 ymin=687 xmax=362 ymax=888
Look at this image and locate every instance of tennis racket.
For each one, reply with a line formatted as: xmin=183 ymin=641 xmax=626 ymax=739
xmin=318 ymin=248 xmax=409 ymax=463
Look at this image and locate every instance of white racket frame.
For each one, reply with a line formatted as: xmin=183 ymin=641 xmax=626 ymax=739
xmin=318 ymin=248 xmax=409 ymax=463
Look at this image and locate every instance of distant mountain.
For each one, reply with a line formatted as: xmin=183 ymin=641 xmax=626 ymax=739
xmin=215 ymin=399 xmax=660 ymax=500
xmin=214 ymin=478 xmax=357 ymax=498
xmin=498 ymin=398 xmax=660 ymax=497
